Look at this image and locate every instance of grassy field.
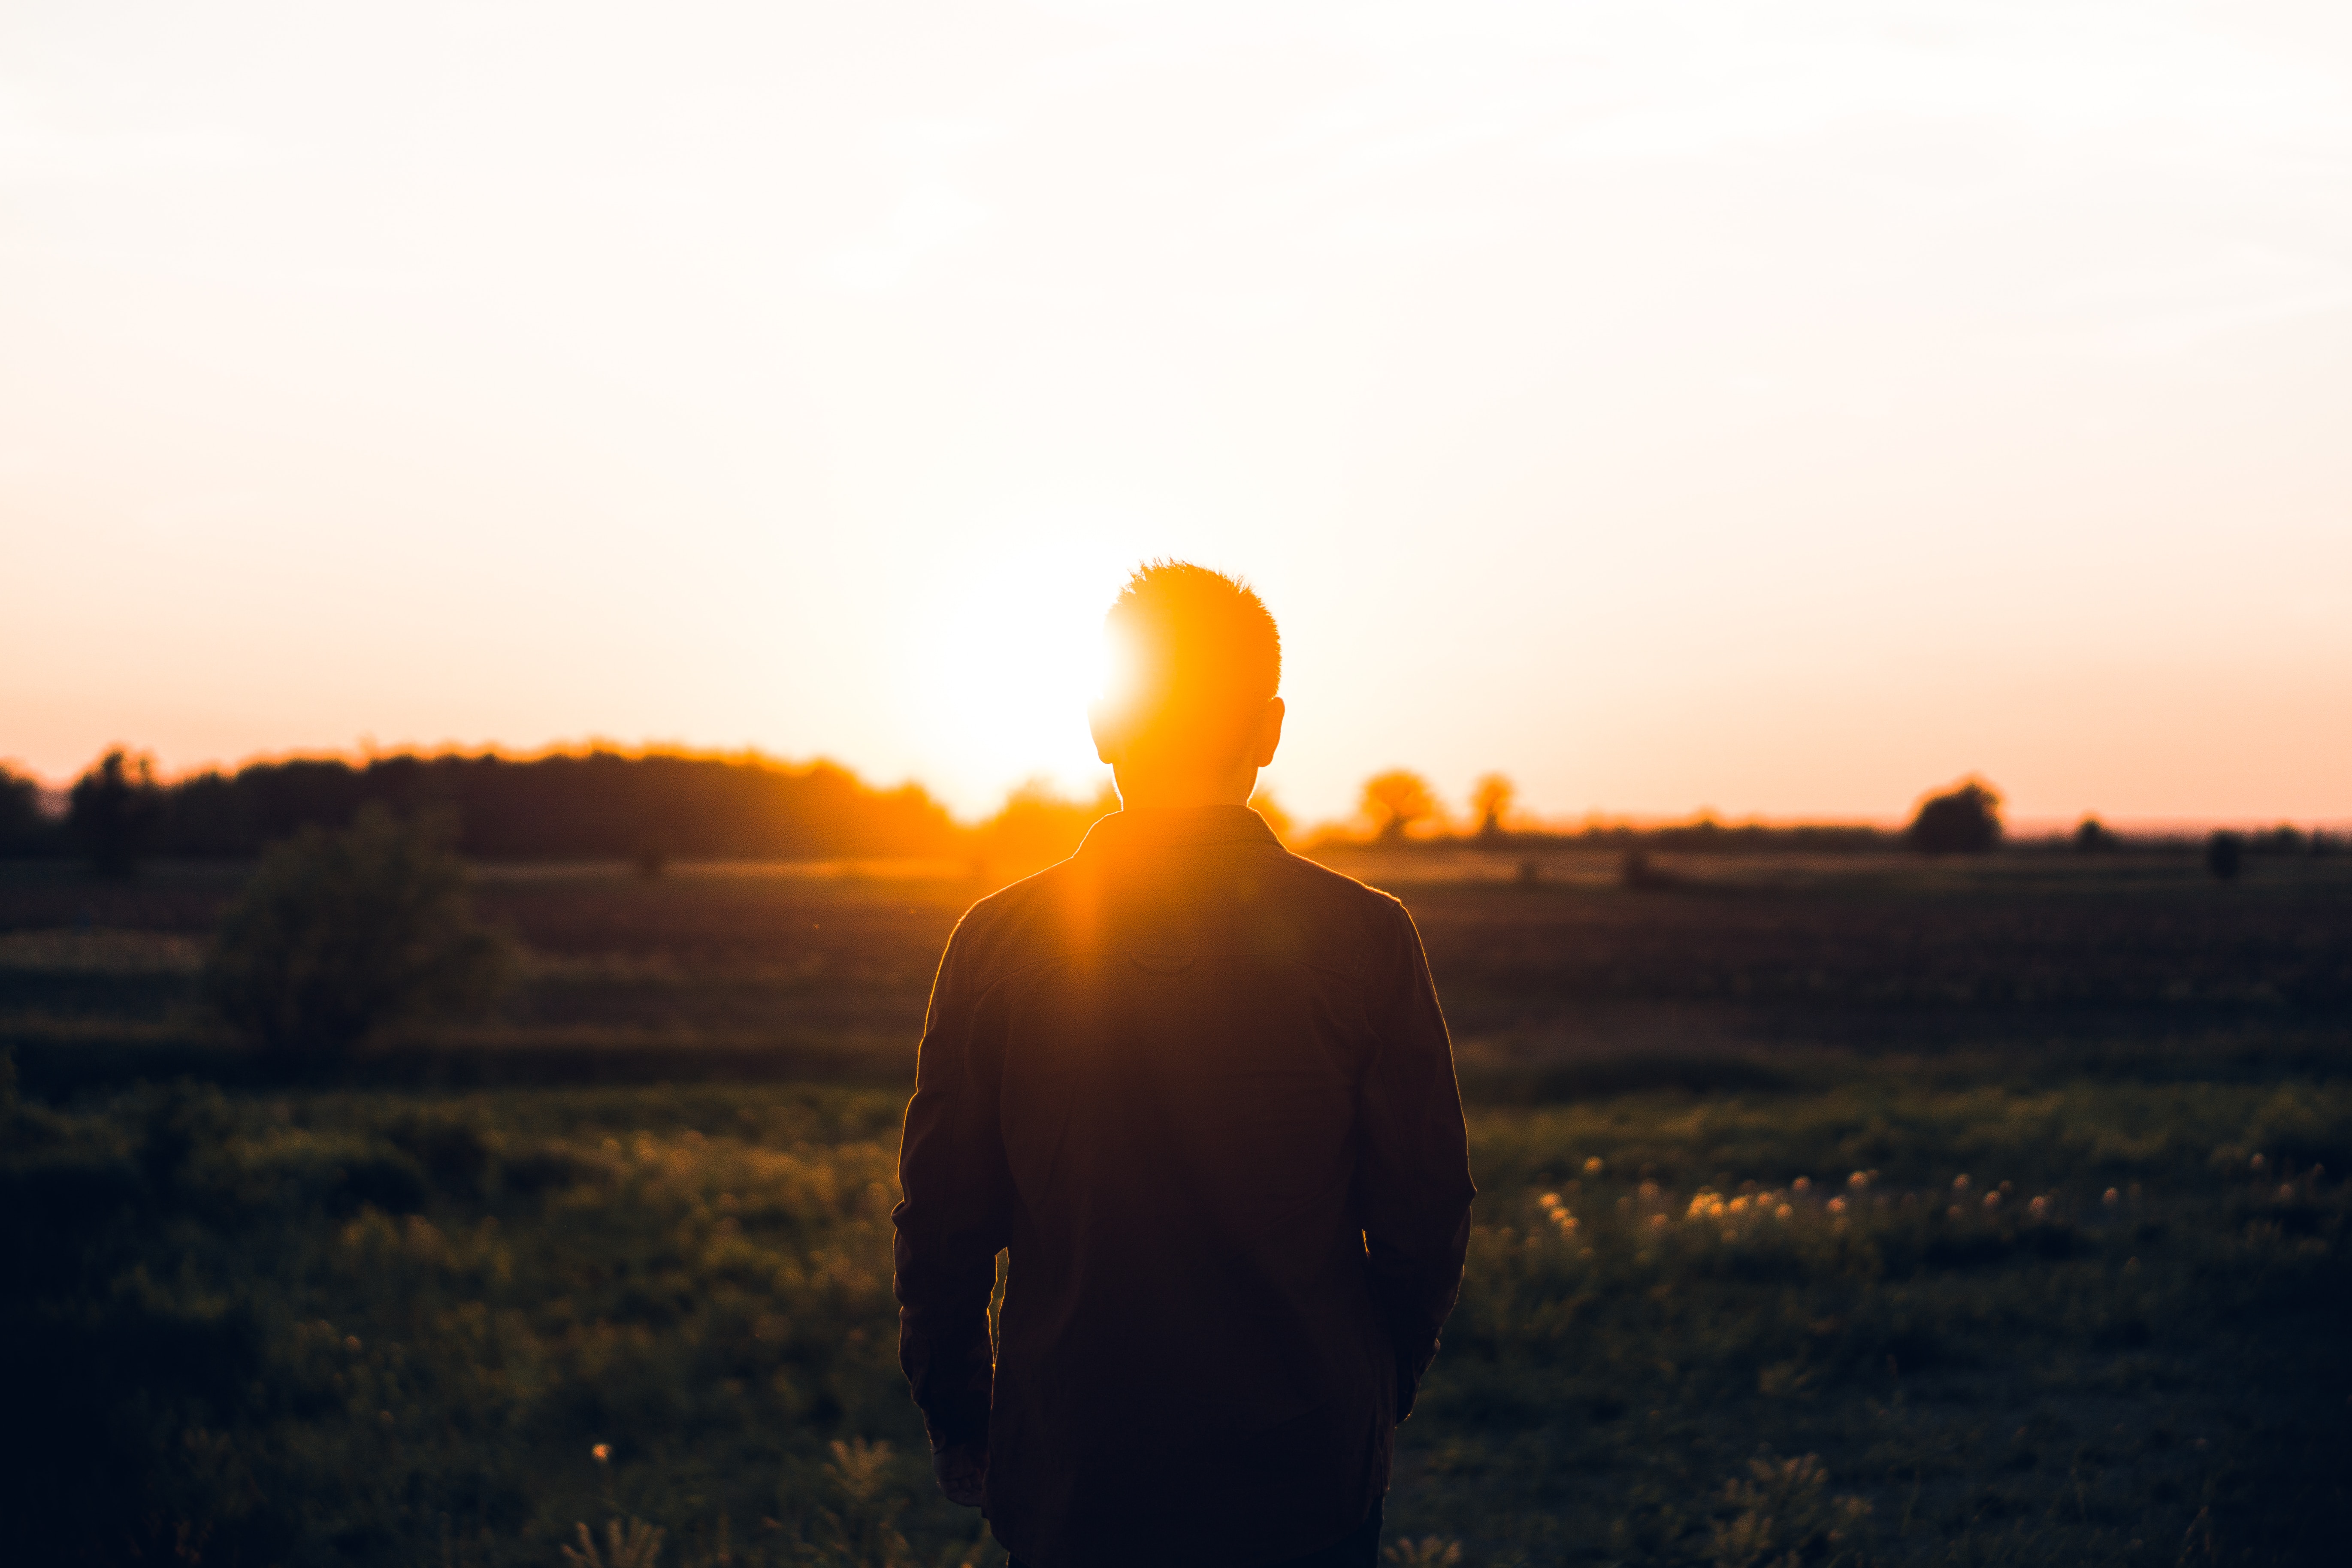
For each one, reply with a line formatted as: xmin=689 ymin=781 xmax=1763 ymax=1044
xmin=2 ymin=851 xmax=2348 ymax=1565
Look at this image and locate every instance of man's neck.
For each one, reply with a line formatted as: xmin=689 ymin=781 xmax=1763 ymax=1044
xmin=1111 ymin=766 xmax=1258 ymax=811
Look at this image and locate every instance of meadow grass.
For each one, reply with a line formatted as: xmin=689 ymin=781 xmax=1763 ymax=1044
xmin=4 ymin=1061 xmax=2344 ymax=1566
xmin=5 ymin=853 xmax=2346 ymax=1562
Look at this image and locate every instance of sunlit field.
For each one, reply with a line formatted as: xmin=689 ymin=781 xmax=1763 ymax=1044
xmin=4 ymin=851 xmax=2348 ymax=1565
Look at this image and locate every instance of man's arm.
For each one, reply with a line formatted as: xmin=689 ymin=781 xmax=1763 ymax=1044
xmin=1356 ymin=901 xmax=1477 ymax=1421
xmin=892 ymin=921 xmax=1014 ymax=1502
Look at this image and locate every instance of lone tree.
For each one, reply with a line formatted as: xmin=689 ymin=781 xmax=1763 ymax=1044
xmin=0 ymin=764 xmax=51 ymax=855
xmin=203 ymin=804 xmax=513 ymax=1065
xmin=2074 ymin=816 xmax=2117 ymax=853
xmin=1905 ymin=777 xmax=2003 ymax=856
xmin=66 ymin=748 xmax=164 ymax=877
xmin=1361 ymin=770 xmax=1439 ymax=845
xmin=1472 ymin=773 xmax=1516 ymax=841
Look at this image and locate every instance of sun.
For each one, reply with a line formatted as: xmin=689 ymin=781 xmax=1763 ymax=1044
xmin=909 ymin=551 xmax=1125 ymax=803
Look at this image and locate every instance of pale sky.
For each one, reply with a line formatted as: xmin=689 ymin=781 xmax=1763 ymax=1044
xmin=4 ymin=0 xmax=2348 ymax=828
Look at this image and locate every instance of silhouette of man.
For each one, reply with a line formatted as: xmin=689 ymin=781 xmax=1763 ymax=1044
xmin=894 ymin=562 xmax=1476 ymax=1567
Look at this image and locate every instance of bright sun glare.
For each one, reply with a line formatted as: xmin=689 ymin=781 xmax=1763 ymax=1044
xmin=910 ymin=553 xmax=1124 ymax=806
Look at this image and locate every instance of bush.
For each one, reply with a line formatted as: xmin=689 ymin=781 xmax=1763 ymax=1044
xmin=0 ymin=764 xmax=58 ymax=856
xmin=2206 ymin=830 xmax=2244 ymax=882
xmin=67 ymin=748 xmax=164 ymax=876
xmin=1905 ymin=778 xmax=2002 ymax=856
xmin=202 ymin=805 xmax=514 ymax=1063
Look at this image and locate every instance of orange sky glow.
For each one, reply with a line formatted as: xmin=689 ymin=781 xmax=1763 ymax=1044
xmin=3 ymin=1 xmax=2348 ymax=830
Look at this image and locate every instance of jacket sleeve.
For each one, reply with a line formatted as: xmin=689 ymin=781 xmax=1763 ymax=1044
xmin=892 ymin=919 xmax=1015 ymax=1451
xmin=1355 ymin=900 xmax=1476 ymax=1421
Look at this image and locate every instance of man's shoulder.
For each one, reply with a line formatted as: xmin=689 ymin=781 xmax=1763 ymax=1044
xmin=945 ymin=845 xmax=1407 ymax=990
xmin=1258 ymin=844 xmax=1412 ymax=928
xmin=1272 ymin=844 xmax=1404 ymax=902
xmin=935 ymin=859 xmax=1088 ymax=989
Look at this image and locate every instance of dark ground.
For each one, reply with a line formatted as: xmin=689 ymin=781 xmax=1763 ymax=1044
xmin=1 ymin=847 xmax=2347 ymax=1565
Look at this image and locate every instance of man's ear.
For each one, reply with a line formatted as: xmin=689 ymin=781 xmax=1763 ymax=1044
xmin=1250 ymin=697 xmax=1285 ymax=769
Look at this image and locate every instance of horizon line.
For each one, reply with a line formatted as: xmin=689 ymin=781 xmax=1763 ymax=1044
xmin=6 ymin=737 xmax=2345 ymax=838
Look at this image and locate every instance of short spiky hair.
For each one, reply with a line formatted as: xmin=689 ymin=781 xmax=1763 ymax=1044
xmin=1101 ymin=560 xmax=1281 ymax=764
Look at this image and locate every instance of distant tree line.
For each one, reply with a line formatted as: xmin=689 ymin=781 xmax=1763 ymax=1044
xmin=3 ymin=749 xmax=2338 ymax=875
xmin=0 ymin=747 xmax=961 ymax=870
xmin=1332 ymin=768 xmax=2338 ymax=864
xmin=1337 ymin=768 xmax=1908 ymax=853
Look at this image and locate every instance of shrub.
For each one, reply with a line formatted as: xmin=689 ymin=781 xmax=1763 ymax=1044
xmin=2206 ymin=830 xmax=2243 ymax=882
xmin=202 ymin=805 xmax=513 ymax=1063
xmin=0 ymin=764 xmax=57 ymax=856
xmin=1905 ymin=778 xmax=2002 ymax=855
xmin=66 ymin=747 xmax=164 ymax=877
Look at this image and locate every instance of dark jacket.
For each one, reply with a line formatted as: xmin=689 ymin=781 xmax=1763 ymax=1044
xmin=893 ymin=806 xmax=1476 ymax=1567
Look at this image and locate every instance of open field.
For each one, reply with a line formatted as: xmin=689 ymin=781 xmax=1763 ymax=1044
xmin=7 ymin=846 xmax=2349 ymax=1082
xmin=3 ymin=851 xmax=2349 ymax=1565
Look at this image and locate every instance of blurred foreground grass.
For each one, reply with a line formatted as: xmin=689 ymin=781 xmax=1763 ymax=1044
xmin=4 ymin=1059 xmax=2345 ymax=1566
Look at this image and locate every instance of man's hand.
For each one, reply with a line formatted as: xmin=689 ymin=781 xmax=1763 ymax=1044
xmin=931 ymin=1436 xmax=988 ymax=1508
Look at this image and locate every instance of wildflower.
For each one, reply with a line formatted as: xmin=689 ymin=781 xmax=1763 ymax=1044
xmin=1775 ymin=1204 xmax=1793 ymax=1221
xmin=1792 ymin=1176 xmax=1811 ymax=1193
xmin=2250 ymin=1153 xmax=2267 ymax=1172
xmin=1639 ymin=1180 xmax=1660 ymax=1200
xmin=1947 ymin=1205 xmax=1964 ymax=1220
xmin=1584 ymin=1157 xmax=1604 ymax=1177
xmin=1729 ymin=1195 xmax=1751 ymax=1215
xmin=1952 ymin=1174 xmax=1970 ymax=1192
xmin=2029 ymin=1195 xmax=2050 ymax=1218
xmin=2104 ymin=1187 xmax=2120 ymax=1205
xmin=592 ymin=1443 xmax=610 ymax=1464
xmin=1827 ymin=1196 xmax=1846 ymax=1215
xmin=1539 ymin=1192 xmax=1563 ymax=1211
xmin=1649 ymin=1213 xmax=1669 ymax=1230
xmin=1849 ymin=1171 xmax=1870 ymax=1189
xmin=1983 ymin=1191 xmax=2000 ymax=1210
xmin=2277 ymin=1183 xmax=2296 ymax=1203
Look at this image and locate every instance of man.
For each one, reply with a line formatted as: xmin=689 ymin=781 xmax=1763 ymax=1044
xmin=893 ymin=562 xmax=1476 ymax=1568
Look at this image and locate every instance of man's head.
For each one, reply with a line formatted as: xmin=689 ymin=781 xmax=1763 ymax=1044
xmin=1089 ymin=560 xmax=1284 ymax=807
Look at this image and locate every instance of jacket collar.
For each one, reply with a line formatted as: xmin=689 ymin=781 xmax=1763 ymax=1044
xmin=1077 ymin=805 xmax=1281 ymax=855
